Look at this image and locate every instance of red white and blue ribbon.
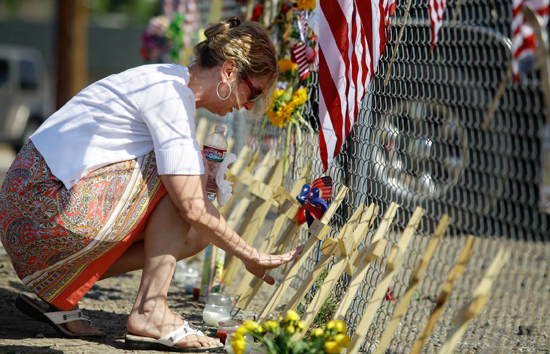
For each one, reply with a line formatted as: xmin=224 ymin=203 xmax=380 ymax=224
xmin=296 ymin=176 xmax=333 ymax=226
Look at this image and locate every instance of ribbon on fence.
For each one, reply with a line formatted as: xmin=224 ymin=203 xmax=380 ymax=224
xmin=296 ymin=176 xmax=333 ymax=226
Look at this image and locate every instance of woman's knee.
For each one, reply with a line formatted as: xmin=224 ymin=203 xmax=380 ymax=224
xmin=178 ymin=228 xmax=210 ymax=260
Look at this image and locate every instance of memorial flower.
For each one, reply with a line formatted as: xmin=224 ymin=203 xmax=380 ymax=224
xmin=231 ymin=310 xmax=351 ymax=354
xmin=297 ymin=0 xmax=317 ymax=11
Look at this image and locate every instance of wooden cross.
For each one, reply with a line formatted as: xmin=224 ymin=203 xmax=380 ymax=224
xmin=235 ymin=196 xmax=307 ymax=310
xmin=222 ymin=156 xmax=288 ymax=286
xmin=281 ymin=203 xmax=377 ymax=315
xmin=256 ymin=186 xmax=350 ymax=324
xmin=232 ymin=172 xmax=308 ymax=304
xmin=223 ymin=145 xmax=251 ymax=184
xmin=410 ymin=235 xmax=477 ymax=354
xmin=224 ymin=150 xmax=276 ymax=229
xmin=293 ymin=203 xmax=403 ymax=340
xmin=438 ymin=247 xmax=510 ymax=354
xmin=345 ymin=206 xmax=425 ymax=354
xmin=373 ymin=214 xmax=452 ymax=354
xmin=331 ymin=202 xmax=400 ymax=321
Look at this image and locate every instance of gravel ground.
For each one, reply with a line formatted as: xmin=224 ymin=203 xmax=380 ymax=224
xmin=0 ymin=250 xmax=298 ymax=354
xmin=1 ymin=232 xmax=549 ymax=354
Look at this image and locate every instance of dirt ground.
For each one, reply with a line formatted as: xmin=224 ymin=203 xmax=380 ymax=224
xmin=1 ymin=235 xmax=549 ymax=354
xmin=0 ymin=252 xmax=266 ymax=354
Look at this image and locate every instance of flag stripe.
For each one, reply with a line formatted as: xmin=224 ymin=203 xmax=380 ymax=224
xmin=318 ymin=0 xmax=394 ymax=170
xmin=512 ymin=0 xmax=549 ymax=80
xmin=318 ymin=48 xmax=342 ymax=168
xmin=429 ymin=0 xmax=447 ymax=48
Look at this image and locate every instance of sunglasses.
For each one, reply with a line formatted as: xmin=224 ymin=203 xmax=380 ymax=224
xmin=241 ymin=74 xmax=263 ymax=103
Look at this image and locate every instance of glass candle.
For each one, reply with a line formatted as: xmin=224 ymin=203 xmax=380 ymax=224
xmin=202 ymin=304 xmax=231 ymax=326
xmin=224 ymin=332 xmax=253 ymax=354
xmin=217 ymin=319 xmax=243 ymax=344
xmin=202 ymin=293 xmax=232 ymax=326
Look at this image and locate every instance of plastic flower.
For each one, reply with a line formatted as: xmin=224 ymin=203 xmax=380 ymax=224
xmin=265 ymin=320 xmax=278 ymax=333
xmin=334 ymin=333 xmax=351 ymax=348
xmin=325 ymin=341 xmax=342 ymax=354
xmin=285 ymin=309 xmax=300 ymax=322
xmin=297 ymin=0 xmax=316 ymax=11
xmin=312 ymin=328 xmax=325 ymax=337
xmin=334 ymin=320 xmax=346 ymax=333
xmin=230 ymin=333 xmax=247 ymax=354
xmin=278 ymin=58 xmax=297 ymax=73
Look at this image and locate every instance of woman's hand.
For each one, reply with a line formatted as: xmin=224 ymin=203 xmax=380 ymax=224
xmin=243 ymin=245 xmax=305 ymax=285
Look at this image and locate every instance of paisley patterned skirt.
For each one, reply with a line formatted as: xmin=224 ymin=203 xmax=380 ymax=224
xmin=0 ymin=141 xmax=167 ymax=310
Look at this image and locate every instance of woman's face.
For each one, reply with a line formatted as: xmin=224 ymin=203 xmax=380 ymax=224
xmin=216 ymin=75 xmax=267 ymax=117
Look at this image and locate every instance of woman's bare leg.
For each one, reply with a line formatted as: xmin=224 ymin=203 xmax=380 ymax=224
xmin=53 ymin=190 xmax=210 ymax=337
xmin=125 ymin=193 xmax=219 ymax=348
xmin=99 ymin=228 xmax=207 ymax=280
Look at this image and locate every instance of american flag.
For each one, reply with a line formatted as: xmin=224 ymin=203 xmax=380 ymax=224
xmin=299 ymin=10 xmax=309 ymax=42
xmin=429 ymin=0 xmax=447 ymax=49
xmin=292 ymin=42 xmax=311 ymax=81
xmin=512 ymin=0 xmax=550 ymax=81
xmin=318 ymin=0 xmax=395 ymax=171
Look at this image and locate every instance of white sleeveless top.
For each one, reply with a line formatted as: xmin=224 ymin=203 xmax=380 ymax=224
xmin=31 ymin=64 xmax=204 ymax=190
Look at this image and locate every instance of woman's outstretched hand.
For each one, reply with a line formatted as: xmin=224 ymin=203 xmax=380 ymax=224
xmin=244 ymin=245 xmax=305 ymax=285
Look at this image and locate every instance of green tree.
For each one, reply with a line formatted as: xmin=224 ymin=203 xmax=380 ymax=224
xmin=90 ymin=0 xmax=161 ymax=24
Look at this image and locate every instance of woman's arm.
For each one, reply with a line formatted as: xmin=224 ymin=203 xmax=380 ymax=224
xmin=160 ymin=171 xmax=302 ymax=284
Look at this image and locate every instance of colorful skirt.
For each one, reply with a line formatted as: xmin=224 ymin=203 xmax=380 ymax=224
xmin=0 ymin=141 xmax=167 ymax=310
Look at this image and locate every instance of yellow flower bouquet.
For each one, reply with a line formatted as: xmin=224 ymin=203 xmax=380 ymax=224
xmin=267 ymin=87 xmax=308 ymax=128
xmin=230 ymin=310 xmax=350 ymax=354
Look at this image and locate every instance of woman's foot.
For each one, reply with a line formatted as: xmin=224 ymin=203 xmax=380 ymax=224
xmin=15 ymin=294 xmax=105 ymax=337
xmin=127 ymin=303 xmax=220 ymax=349
xmin=48 ymin=303 xmax=105 ymax=336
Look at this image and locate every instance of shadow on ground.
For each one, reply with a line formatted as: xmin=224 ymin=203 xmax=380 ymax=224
xmin=1 ymin=345 xmax=64 ymax=354
xmin=0 ymin=287 xmax=127 ymax=350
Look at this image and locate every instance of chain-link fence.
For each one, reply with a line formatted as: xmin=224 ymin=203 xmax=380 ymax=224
xmin=197 ymin=0 xmax=550 ymax=352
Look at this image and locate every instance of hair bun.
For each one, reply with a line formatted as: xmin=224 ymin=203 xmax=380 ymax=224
xmin=205 ymin=17 xmax=241 ymax=39
xmin=223 ymin=16 xmax=241 ymax=29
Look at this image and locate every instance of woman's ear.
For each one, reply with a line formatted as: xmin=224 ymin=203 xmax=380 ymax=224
xmin=221 ymin=60 xmax=238 ymax=82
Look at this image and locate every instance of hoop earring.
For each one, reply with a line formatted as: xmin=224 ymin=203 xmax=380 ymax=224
xmin=216 ymin=81 xmax=232 ymax=100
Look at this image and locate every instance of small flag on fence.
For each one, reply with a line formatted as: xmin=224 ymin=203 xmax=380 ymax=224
xmin=299 ymin=10 xmax=309 ymax=43
xmin=429 ymin=0 xmax=447 ymax=49
xmin=318 ymin=0 xmax=395 ymax=170
xmin=292 ymin=42 xmax=310 ymax=81
xmin=512 ymin=0 xmax=550 ymax=81
xmin=312 ymin=40 xmax=319 ymax=71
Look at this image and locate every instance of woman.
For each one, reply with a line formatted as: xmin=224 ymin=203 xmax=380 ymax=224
xmin=0 ymin=17 xmax=303 ymax=352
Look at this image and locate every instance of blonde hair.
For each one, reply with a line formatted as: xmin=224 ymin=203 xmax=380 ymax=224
xmin=193 ymin=17 xmax=279 ymax=116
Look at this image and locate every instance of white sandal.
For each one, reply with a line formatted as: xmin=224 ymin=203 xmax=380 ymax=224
xmin=125 ymin=321 xmax=224 ymax=352
xmin=15 ymin=294 xmax=103 ymax=337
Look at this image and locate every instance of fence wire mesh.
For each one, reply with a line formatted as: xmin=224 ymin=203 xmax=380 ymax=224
xmin=198 ymin=0 xmax=550 ymax=352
